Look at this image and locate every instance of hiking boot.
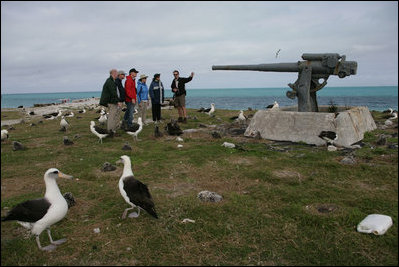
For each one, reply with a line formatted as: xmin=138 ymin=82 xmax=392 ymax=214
xmin=178 ymin=117 xmax=183 ymax=123
xmin=183 ymin=117 xmax=187 ymax=124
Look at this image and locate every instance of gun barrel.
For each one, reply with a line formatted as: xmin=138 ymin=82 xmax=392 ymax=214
xmin=212 ymin=63 xmax=300 ymax=72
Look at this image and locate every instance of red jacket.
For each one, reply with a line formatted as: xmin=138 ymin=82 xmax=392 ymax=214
xmin=125 ymin=76 xmax=137 ymax=103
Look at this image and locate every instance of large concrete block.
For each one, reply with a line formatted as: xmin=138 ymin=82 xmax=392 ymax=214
xmin=244 ymin=106 xmax=377 ymax=146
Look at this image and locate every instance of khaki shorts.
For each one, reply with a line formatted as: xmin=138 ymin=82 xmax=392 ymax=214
xmin=174 ymin=94 xmax=186 ymax=107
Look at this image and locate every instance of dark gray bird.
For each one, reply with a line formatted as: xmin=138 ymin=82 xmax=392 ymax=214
xmin=12 ymin=141 xmax=25 ymax=151
xmin=165 ymin=119 xmax=183 ymax=136
xmin=63 ymin=136 xmax=74 ymax=146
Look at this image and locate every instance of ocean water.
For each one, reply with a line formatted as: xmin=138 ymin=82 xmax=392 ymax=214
xmin=1 ymin=86 xmax=397 ymax=111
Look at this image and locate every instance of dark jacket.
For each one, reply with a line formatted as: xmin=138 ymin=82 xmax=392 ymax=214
xmin=100 ymin=76 xmax=119 ymax=107
xmin=149 ymin=80 xmax=164 ymax=105
xmin=170 ymin=76 xmax=192 ymax=96
xmin=115 ymin=78 xmax=126 ymax=102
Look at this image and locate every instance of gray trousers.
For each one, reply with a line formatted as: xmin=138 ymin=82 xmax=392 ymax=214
xmin=107 ymin=103 xmax=122 ymax=132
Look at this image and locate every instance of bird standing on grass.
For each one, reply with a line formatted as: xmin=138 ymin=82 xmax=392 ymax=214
xmin=116 ymin=155 xmax=158 ymax=219
xmin=207 ymin=103 xmax=215 ymax=116
xmin=90 ymin=121 xmax=109 ymax=143
xmin=126 ymin=117 xmax=143 ymax=141
xmin=1 ymin=168 xmax=74 ymax=251
xmin=60 ymin=116 xmax=69 ymax=131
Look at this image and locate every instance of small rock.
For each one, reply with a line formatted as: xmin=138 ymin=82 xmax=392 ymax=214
xmin=387 ymin=144 xmax=398 ymax=149
xmin=222 ymin=142 xmax=235 ymax=148
xmin=211 ymin=131 xmax=222 ymax=139
xmin=181 ymin=218 xmax=196 ymax=224
xmin=327 ymin=145 xmax=338 ymax=151
xmin=376 ymin=135 xmax=387 ymax=146
xmin=340 ymin=156 xmax=356 ymax=165
xmin=102 ymin=162 xmax=116 ymax=172
xmin=177 ymin=144 xmax=183 ymax=148
xmin=176 ymin=137 xmax=184 ymax=142
xmin=93 ymin=228 xmax=100 ymax=234
xmin=8 ymin=126 xmax=15 ymax=131
xmin=198 ymin=123 xmax=207 ymax=128
xmin=197 ymin=190 xmax=223 ymax=202
xmin=74 ymin=134 xmax=81 ymax=139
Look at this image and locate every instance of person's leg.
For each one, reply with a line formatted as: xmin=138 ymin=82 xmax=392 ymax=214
xmin=152 ymin=103 xmax=157 ymax=121
xmin=142 ymin=101 xmax=147 ymax=123
xmin=156 ymin=104 xmax=161 ymax=121
xmin=124 ymin=102 xmax=130 ymax=126
xmin=181 ymin=95 xmax=187 ymax=123
xmin=107 ymin=104 xmax=117 ymax=132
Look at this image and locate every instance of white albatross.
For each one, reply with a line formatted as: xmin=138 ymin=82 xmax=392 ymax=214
xmin=126 ymin=117 xmax=143 ymax=141
xmin=266 ymin=101 xmax=279 ymax=110
xmin=60 ymin=116 xmax=69 ymax=131
xmin=207 ymin=103 xmax=215 ymax=116
xmin=116 ymin=155 xmax=158 ymax=219
xmin=90 ymin=121 xmax=109 ymax=143
xmin=1 ymin=168 xmax=73 ymax=251
xmin=1 ymin=130 xmax=9 ymax=141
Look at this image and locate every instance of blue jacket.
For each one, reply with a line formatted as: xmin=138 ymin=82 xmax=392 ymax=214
xmin=149 ymin=80 xmax=164 ymax=105
xmin=137 ymin=81 xmax=149 ymax=104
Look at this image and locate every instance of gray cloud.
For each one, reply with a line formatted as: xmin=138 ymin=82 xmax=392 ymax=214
xmin=1 ymin=1 xmax=397 ymax=93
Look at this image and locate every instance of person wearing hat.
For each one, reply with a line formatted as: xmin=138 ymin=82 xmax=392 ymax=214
xmin=99 ymin=68 xmax=123 ymax=135
xmin=137 ymin=74 xmax=150 ymax=124
xmin=124 ymin=68 xmax=139 ymax=129
xmin=149 ymin=73 xmax=165 ymax=123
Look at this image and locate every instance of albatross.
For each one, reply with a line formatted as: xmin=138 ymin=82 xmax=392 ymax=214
xmin=126 ymin=117 xmax=143 ymax=141
xmin=1 ymin=168 xmax=73 ymax=251
xmin=60 ymin=116 xmax=70 ymax=131
xmin=207 ymin=103 xmax=215 ymax=116
xmin=266 ymin=101 xmax=279 ymax=110
xmin=90 ymin=121 xmax=109 ymax=143
xmin=318 ymin=131 xmax=338 ymax=146
xmin=116 ymin=155 xmax=158 ymax=219
xmin=1 ymin=130 xmax=9 ymax=141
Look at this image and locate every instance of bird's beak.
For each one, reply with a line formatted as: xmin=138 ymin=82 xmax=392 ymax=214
xmin=116 ymin=159 xmax=123 ymax=165
xmin=58 ymin=171 xmax=74 ymax=180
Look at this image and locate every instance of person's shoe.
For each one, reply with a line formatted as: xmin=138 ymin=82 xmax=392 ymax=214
xmin=183 ymin=117 xmax=187 ymax=124
xmin=178 ymin=117 xmax=183 ymax=123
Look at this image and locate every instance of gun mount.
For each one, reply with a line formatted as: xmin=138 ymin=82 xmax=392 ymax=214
xmin=212 ymin=53 xmax=357 ymax=112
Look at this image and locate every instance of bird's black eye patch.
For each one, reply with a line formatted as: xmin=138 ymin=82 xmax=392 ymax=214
xmin=53 ymin=170 xmax=59 ymax=174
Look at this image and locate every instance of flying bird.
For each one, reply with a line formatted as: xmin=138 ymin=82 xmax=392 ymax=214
xmin=116 ymin=155 xmax=158 ymax=219
xmin=90 ymin=121 xmax=109 ymax=143
xmin=275 ymin=49 xmax=281 ymax=58
xmin=1 ymin=168 xmax=73 ymax=251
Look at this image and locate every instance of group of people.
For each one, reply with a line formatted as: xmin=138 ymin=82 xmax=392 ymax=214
xmin=100 ymin=68 xmax=194 ymax=134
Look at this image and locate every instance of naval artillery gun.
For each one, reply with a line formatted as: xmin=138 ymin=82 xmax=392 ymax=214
xmin=212 ymin=53 xmax=358 ymax=112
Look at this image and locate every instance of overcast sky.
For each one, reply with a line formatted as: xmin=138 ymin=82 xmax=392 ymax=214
xmin=1 ymin=1 xmax=398 ymax=94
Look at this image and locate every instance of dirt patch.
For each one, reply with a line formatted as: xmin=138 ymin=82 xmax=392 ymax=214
xmin=272 ymin=169 xmax=303 ymax=182
xmin=304 ymin=203 xmax=341 ymax=216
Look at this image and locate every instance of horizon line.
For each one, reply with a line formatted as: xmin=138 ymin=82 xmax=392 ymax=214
xmin=1 ymin=85 xmax=398 ymax=95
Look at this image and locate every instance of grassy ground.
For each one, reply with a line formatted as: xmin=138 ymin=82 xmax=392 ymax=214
xmin=1 ymin=107 xmax=398 ymax=266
